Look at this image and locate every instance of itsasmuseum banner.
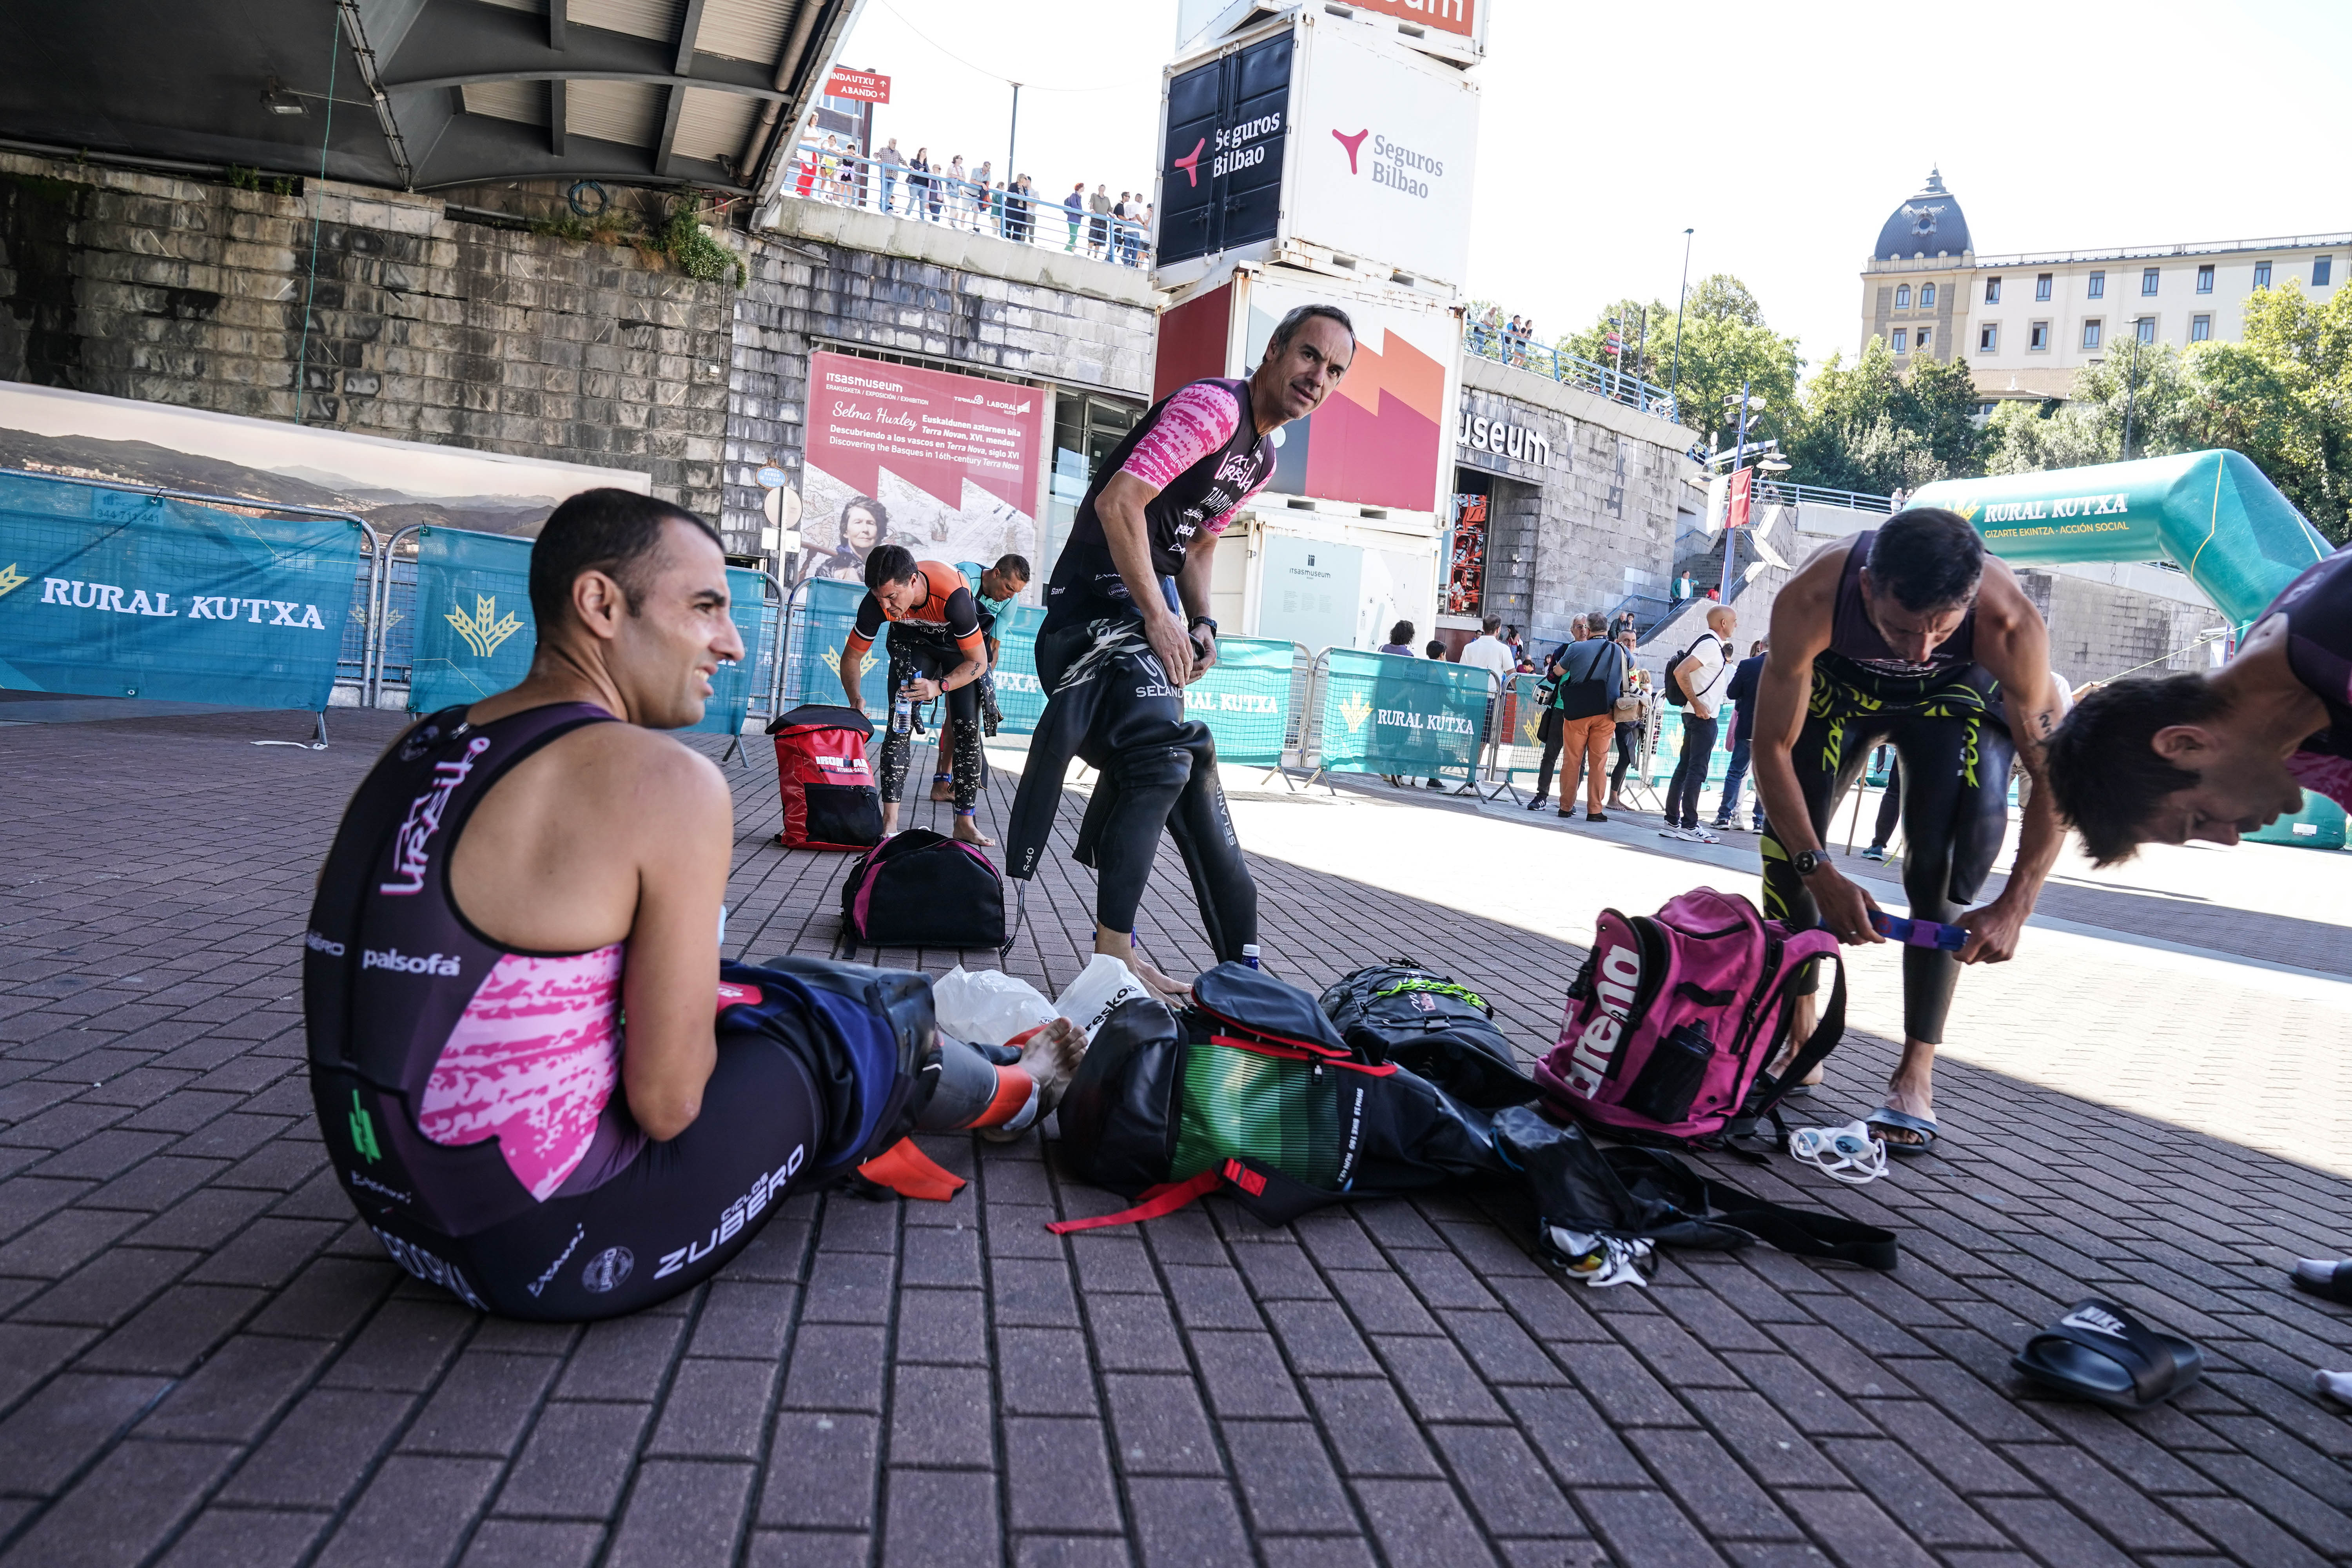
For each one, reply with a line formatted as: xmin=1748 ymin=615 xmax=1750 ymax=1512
xmin=800 ymin=353 xmax=1045 ymax=588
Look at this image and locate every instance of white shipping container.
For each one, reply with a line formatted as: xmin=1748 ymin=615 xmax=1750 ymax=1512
xmin=1153 ymin=9 xmax=1482 ymax=298
xmin=1176 ymin=0 xmax=1486 ymax=67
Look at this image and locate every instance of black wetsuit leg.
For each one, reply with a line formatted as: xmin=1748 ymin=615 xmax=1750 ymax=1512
xmin=368 ymin=1027 xmax=822 ymax=1322
xmin=882 ymin=632 xmax=984 ymax=810
xmin=1760 ymin=676 xmax=2014 ymax=1045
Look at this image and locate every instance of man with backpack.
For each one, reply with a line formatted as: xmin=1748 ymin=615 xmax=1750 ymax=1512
xmin=1532 ymin=612 xmax=1625 ymax=820
xmin=1660 ymin=604 xmax=1737 ymax=842
xmin=1712 ymin=638 xmax=1769 ymax=833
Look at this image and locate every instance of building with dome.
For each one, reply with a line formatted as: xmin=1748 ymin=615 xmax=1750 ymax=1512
xmin=1860 ymin=169 xmax=2345 ymax=406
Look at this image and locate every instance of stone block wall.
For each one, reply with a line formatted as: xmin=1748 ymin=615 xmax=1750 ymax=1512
xmin=0 ymin=153 xmax=733 ymax=514
xmin=2015 ymin=568 xmax=2227 ymax=691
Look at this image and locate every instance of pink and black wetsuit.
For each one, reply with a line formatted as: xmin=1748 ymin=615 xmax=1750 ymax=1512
xmin=2266 ymin=545 xmax=2352 ymax=810
xmin=1042 ymin=376 xmax=1274 ymax=635
xmin=301 ymin=703 xmax=831 ymax=1319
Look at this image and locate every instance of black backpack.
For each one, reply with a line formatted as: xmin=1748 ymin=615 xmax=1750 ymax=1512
xmin=1318 ymin=960 xmax=1538 ymax=1109
xmin=836 ymin=829 xmax=1007 ymax=956
xmin=1550 ymin=640 xmax=1624 ymax=721
xmin=1663 ymin=635 xmax=1715 ymax=708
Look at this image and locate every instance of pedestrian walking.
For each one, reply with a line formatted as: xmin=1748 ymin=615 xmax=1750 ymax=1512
xmin=1711 ymin=638 xmax=1769 ymax=833
xmin=1606 ymin=631 xmax=1649 ymax=813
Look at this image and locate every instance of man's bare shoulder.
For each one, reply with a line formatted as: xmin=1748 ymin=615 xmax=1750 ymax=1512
xmin=542 ymin=722 xmax=731 ymax=811
xmin=1766 ymin=539 xmax=1847 ymax=639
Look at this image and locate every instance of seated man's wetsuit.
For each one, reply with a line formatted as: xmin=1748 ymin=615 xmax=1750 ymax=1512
xmin=844 ymin=562 xmax=987 ymax=811
xmin=304 ymin=704 xmax=1021 ymax=1320
xmin=1759 ymin=530 xmax=2016 ymax=1044
xmin=1011 ymin=377 xmax=1275 ymax=955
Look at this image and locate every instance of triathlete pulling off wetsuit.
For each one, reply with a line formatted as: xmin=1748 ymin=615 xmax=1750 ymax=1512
xmin=841 ymin=549 xmax=989 ymax=840
xmin=1751 ymin=508 xmax=2064 ymax=1152
xmin=1017 ymin=303 xmax=1355 ymax=998
xmin=306 ymin=492 xmax=1079 ymax=1320
xmin=2046 ymin=541 xmax=2352 ymax=862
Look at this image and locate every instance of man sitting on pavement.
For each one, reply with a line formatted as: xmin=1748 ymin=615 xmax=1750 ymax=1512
xmin=303 ymin=490 xmax=1078 ymax=1320
xmin=1749 ymin=507 xmax=2066 ymax=1152
xmin=1661 ymin=604 xmax=1737 ymax=843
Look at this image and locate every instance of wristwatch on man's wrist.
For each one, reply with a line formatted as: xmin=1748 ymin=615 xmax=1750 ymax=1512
xmin=1792 ymin=849 xmax=1828 ymax=877
xmin=1188 ymin=615 xmax=1219 ymax=637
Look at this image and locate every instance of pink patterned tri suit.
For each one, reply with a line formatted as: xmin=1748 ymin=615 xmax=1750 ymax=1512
xmin=1041 ymin=376 xmax=1274 ymax=632
xmin=2268 ymin=545 xmax=2352 ymax=809
xmin=303 ymin=702 xmax=824 ymax=1320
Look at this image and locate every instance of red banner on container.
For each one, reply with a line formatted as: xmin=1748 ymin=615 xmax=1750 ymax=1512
xmin=826 ymin=67 xmax=891 ymax=103
xmin=1343 ymin=0 xmax=1476 ymax=39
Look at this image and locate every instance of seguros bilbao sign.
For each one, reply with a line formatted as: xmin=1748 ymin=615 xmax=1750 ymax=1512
xmin=1290 ymin=21 xmax=1480 ymax=286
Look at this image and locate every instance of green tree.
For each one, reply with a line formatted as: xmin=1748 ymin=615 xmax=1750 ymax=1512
xmin=1981 ymin=337 xmax=2196 ymax=475
xmin=1784 ymin=338 xmax=1984 ymax=492
xmin=2181 ymin=282 xmax=2352 ymax=542
xmin=1556 ymin=275 xmax=1803 ymax=447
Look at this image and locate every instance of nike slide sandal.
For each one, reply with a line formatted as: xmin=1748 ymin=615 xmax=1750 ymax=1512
xmin=2013 ymin=1298 xmax=2204 ymax=1411
xmin=1864 ymin=1107 xmax=1938 ymax=1156
xmin=2291 ymin=1259 xmax=2352 ymax=1304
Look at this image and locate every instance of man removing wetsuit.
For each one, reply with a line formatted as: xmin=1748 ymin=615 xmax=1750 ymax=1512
xmin=1006 ymin=303 xmax=1356 ymax=998
xmin=305 ymin=490 xmax=1078 ymax=1320
xmin=840 ymin=548 xmax=993 ymax=845
xmin=1751 ymin=507 xmax=2066 ymax=1152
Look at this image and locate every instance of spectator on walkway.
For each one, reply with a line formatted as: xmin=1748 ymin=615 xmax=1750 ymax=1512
xmin=1863 ymin=750 xmax=1903 ymax=862
xmin=1504 ymin=625 xmax=1532 ymax=673
xmin=1534 ymin=610 xmax=1626 ymax=820
xmin=909 ymin=148 xmax=933 ymax=220
xmin=1009 ymin=175 xmax=1036 ymax=242
xmin=877 ymin=138 xmax=904 ymax=214
xmin=1064 ymin=183 xmax=1085 ymax=250
xmin=1420 ymin=637 xmax=1452 ymax=789
xmin=972 ymin=160 xmax=992 ymax=229
xmin=1375 ymin=620 xmax=1416 ymax=787
xmin=1607 ymin=630 xmax=1650 ymax=813
xmin=1711 ymin=638 xmax=1769 ymax=833
xmin=947 ymin=156 xmax=969 ymax=225
xmin=1661 ymin=604 xmax=1736 ymax=842
xmin=1087 ymin=184 xmax=1112 ymax=258
xmin=1459 ymin=615 xmax=1515 ymax=690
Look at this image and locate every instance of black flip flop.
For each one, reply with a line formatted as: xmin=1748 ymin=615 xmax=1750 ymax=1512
xmin=2012 ymin=1298 xmax=2204 ymax=1411
xmin=2291 ymin=1259 xmax=2352 ymax=1304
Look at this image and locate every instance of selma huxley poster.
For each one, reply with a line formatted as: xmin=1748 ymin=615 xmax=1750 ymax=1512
xmin=799 ymin=352 xmax=1045 ymax=585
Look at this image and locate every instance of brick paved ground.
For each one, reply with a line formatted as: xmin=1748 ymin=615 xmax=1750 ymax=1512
xmin=2 ymin=707 xmax=2349 ymax=1568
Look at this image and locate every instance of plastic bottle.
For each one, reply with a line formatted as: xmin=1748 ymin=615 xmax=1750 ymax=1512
xmin=1241 ymin=944 xmax=1261 ymax=969
xmin=890 ymin=682 xmax=912 ymax=737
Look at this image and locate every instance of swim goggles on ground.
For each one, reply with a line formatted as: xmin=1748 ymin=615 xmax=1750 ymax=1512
xmin=1788 ymin=1120 xmax=1889 ymax=1185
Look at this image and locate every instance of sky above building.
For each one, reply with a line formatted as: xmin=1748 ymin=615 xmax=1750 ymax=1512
xmin=835 ymin=0 xmax=2351 ymax=390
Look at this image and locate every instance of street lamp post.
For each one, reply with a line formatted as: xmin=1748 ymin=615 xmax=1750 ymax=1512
xmin=1668 ymin=227 xmax=1694 ymax=412
xmin=1006 ymin=82 xmax=1021 ymax=189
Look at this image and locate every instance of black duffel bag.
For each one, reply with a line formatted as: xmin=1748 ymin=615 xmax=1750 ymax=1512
xmin=837 ymin=829 xmax=1007 ymax=956
xmin=1319 ymin=959 xmax=1537 ymax=1109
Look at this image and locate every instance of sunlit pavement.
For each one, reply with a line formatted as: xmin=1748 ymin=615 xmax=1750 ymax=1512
xmin=0 ymin=708 xmax=2347 ymax=1567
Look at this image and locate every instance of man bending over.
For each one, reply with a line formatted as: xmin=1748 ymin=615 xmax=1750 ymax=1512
xmin=840 ymin=546 xmax=993 ymax=845
xmin=1750 ymin=508 xmax=2065 ymax=1152
xmin=1005 ymin=303 xmax=1355 ymax=997
xmin=305 ymin=490 xmax=1075 ymax=1320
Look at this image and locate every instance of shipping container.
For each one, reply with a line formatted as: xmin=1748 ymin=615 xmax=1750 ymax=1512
xmin=1175 ymin=0 xmax=1486 ymax=68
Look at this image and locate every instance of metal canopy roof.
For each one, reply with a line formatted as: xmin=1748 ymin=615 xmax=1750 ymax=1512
xmin=0 ymin=0 xmax=860 ymax=198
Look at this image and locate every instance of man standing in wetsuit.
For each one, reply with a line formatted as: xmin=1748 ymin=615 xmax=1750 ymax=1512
xmin=304 ymin=491 xmax=1079 ymax=1320
xmin=1010 ymin=302 xmax=1355 ymax=996
xmin=2044 ymin=544 xmax=2350 ymax=861
xmin=1751 ymin=508 xmax=2065 ymax=1152
xmin=839 ymin=547 xmax=992 ymax=844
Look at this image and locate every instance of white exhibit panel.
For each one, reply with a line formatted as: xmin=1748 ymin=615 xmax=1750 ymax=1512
xmin=1258 ymin=533 xmax=1365 ymax=652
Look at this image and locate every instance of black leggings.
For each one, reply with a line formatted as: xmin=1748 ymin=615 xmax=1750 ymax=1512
xmin=878 ymin=634 xmax=983 ymax=811
xmin=1610 ymin=722 xmax=1640 ymax=793
xmin=365 ymin=1027 xmax=822 ymax=1322
xmin=1759 ymin=664 xmax=2015 ymax=1045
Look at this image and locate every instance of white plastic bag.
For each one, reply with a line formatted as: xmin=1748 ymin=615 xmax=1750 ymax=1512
xmin=1052 ymin=953 xmax=1153 ymax=1042
xmin=931 ymin=965 xmax=1056 ymax=1047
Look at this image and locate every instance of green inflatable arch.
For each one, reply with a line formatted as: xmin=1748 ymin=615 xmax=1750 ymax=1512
xmin=1910 ymin=448 xmax=2331 ymax=627
xmin=1913 ymin=449 xmax=2343 ymax=849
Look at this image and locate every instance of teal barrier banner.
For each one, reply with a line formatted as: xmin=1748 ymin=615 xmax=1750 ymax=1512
xmin=1183 ymin=635 xmax=1294 ymax=766
xmin=1316 ymin=648 xmax=1495 ymax=780
xmin=408 ymin=526 xmax=767 ymax=734
xmin=988 ymin=603 xmax=1048 ymax=735
xmin=0 ymin=469 xmax=362 ymax=709
xmin=784 ymin=576 xmax=891 ymax=713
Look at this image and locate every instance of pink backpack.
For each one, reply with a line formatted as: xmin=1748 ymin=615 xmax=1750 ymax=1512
xmin=1535 ymin=888 xmax=1846 ymax=1145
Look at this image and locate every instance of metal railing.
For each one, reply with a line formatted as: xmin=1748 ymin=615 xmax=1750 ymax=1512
xmin=1462 ymin=321 xmax=1679 ymax=423
xmin=1754 ymin=479 xmax=1895 ymax=514
xmin=779 ymin=143 xmax=1152 ymax=268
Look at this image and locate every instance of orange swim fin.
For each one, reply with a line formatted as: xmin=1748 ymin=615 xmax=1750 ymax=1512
xmin=856 ymin=1137 xmax=967 ymax=1202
